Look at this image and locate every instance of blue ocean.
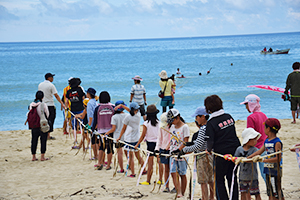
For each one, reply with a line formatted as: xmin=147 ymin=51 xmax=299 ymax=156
xmin=0 ymin=32 xmax=299 ymax=131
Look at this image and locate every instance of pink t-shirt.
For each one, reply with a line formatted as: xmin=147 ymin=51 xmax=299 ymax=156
xmin=155 ymin=126 xmax=171 ymax=150
xmin=143 ymin=120 xmax=159 ymax=142
xmin=247 ymin=112 xmax=268 ymax=149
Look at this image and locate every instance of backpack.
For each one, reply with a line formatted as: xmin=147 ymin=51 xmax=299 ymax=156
xmin=27 ymin=106 xmax=40 ymax=129
xmin=40 ymin=103 xmax=50 ymax=133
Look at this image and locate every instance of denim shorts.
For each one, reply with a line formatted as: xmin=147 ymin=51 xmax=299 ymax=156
xmin=169 ymin=157 xmax=188 ymax=175
xmin=124 ymin=141 xmax=140 ymax=152
xmin=159 ymin=149 xmax=170 ymax=164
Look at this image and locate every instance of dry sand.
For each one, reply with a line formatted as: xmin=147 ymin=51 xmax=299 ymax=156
xmin=0 ymin=119 xmax=299 ymax=200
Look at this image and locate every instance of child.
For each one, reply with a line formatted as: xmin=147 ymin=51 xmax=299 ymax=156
xmin=104 ymin=100 xmax=130 ymax=173
xmin=92 ymin=91 xmax=114 ymax=170
xmin=249 ymin=118 xmax=284 ymax=200
xmin=134 ymin=105 xmax=163 ymax=185
xmin=117 ymin=102 xmax=146 ymax=177
xmin=155 ymin=112 xmax=171 ymax=192
xmin=234 ymin=128 xmax=262 ymax=200
xmin=167 ymin=108 xmax=189 ymax=198
xmin=130 ymin=75 xmax=147 ymax=121
xmin=181 ymin=107 xmax=214 ymax=200
xmin=169 ymin=74 xmax=176 ymax=105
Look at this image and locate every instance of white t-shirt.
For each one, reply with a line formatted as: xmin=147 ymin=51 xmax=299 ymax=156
xmin=143 ymin=120 xmax=159 ymax=142
xmin=123 ymin=112 xmax=141 ymax=143
xmin=111 ymin=112 xmax=129 ymax=142
xmin=38 ymin=80 xmax=58 ymax=106
xmin=169 ymin=124 xmax=190 ymax=152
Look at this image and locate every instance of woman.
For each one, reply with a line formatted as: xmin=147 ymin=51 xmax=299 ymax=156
xmin=205 ymin=95 xmax=240 ymax=200
xmin=134 ymin=104 xmax=163 ymax=185
xmin=117 ymin=102 xmax=146 ymax=177
xmin=27 ymin=91 xmax=49 ymax=161
xmin=159 ymin=70 xmax=174 ymax=113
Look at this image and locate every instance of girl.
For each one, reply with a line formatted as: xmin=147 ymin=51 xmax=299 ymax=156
xmin=134 ymin=105 xmax=163 ymax=185
xmin=104 ymin=100 xmax=130 ymax=173
xmin=27 ymin=91 xmax=49 ymax=161
xmin=155 ymin=112 xmax=171 ymax=192
xmin=92 ymin=91 xmax=114 ymax=170
xmin=117 ymin=102 xmax=146 ymax=177
xmin=167 ymin=108 xmax=190 ymax=198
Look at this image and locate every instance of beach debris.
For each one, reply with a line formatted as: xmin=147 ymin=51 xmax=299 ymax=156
xmin=122 ymin=191 xmax=148 ymax=199
xmin=70 ymin=189 xmax=83 ymax=196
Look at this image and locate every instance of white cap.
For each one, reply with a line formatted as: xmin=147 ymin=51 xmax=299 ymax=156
xmin=241 ymin=128 xmax=261 ymax=146
xmin=159 ymin=112 xmax=168 ymax=128
xmin=159 ymin=70 xmax=168 ymax=79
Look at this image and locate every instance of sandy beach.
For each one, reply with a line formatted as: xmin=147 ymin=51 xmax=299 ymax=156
xmin=0 ymin=119 xmax=299 ymax=200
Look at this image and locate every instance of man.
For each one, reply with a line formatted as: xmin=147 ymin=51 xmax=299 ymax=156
xmin=130 ymin=75 xmax=147 ymax=120
xmin=284 ymin=62 xmax=300 ymax=124
xmin=38 ymin=73 xmax=65 ymax=139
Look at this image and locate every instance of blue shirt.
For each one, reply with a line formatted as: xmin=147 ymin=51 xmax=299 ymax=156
xmin=86 ymin=98 xmax=98 ymax=125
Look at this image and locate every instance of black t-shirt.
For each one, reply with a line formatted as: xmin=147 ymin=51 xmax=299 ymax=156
xmin=205 ymin=113 xmax=240 ymax=154
xmin=66 ymin=87 xmax=85 ymax=112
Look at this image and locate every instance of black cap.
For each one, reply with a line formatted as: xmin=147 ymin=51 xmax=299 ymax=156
xmin=86 ymin=88 xmax=96 ymax=96
xmin=45 ymin=73 xmax=55 ymax=80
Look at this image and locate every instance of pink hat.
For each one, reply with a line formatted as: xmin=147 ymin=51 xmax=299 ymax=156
xmin=240 ymin=94 xmax=261 ymax=113
xmin=132 ymin=75 xmax=143 ymax=81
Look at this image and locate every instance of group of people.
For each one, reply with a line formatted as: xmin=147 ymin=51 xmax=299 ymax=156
xmin=26 ymin=62 xmax=300 ymax=200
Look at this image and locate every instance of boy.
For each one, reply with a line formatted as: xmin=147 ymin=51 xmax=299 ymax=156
xmin=234 ymin=128 xmax=261 ymax=200
xmin=249 ymin=118 xmax=284 ymax=200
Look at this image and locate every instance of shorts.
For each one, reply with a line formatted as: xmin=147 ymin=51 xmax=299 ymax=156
xmin=91 ymin=134 xmax=100 ymax=145
xmin=196 ymin=154 xmax=214 ymax=183
xmin=239 ymin=180 xmax=260 ymax=195
xmin=124 ymin=141 xmax=140 ymax=152
xmin=70 ymin=110 xmax=83 ymax=129
xmin=159 ymin=149 xmax=170 ymax=164
xmin=98 ymin=135 xmax=114 ymax=154
xmin=139 ymin=104 xmax=146 ymax=116
xmin=266 ymin=174 xmax=284 ymax=198
xmin=170 ymin=157 xmax=188 ymax=175
xmin=291 ymin=97 xmax=300 ymax=111
xmin=146 ymin=141 xmax=156 ymax=156
xmin=160 ymin=96 xmax=174 ymax=107
xmin=115 ymin=142 xmax=125 ymax=149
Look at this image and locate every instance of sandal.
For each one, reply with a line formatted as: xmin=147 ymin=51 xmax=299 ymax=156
xmin=72 ymin=146 xmax=80 ymax=149
xmin=117 ymin=169 xmax=124 ymax=173
xmin=128 ymin=174 xmax=136 ymax=178
xmin=41 ymin=158 xmax=50 ymax=161
xmin=142 ymin=171 xmax=147 ymax=175
xmin=106 ymin=166 xmax=112 ymax=170
xmin=163 ymin=187 xmax=170 ymax=193
xmin=96 ymin=165 xmax=103 ymax=170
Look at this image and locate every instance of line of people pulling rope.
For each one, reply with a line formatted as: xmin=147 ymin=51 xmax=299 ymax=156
xmin=63 ymin=90 xmax=299 ymax=200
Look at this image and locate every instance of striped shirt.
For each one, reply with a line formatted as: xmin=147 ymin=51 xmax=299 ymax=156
xmin=183 ymin=124 xmax=208 ymax=153
xmin=131 ymin=84 xmax=146 ymax=105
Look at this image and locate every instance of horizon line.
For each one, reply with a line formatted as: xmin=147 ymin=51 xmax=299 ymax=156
xmin=1 ymin=31 xmax=299 ymax=44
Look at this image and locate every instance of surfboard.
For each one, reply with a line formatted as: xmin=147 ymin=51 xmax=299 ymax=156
xmin=248 ymin=85 xmax=290 ymax=94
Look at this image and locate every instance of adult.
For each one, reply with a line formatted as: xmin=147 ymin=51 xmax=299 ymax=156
xmin=240 ymin=94 xmax=268 ymax=183
xmin=159 ymin=70 xmax=174 ymax=113
xmin=28 ymin=91 xmax=49 ymax=161
xmin=130 ymin=75 xmax=147 ymax=121
xmin=38 ymin=73 xmax=65 ymax=139
xmin=284 ymin=62 xmax=300 ymax=124
xmin=65 ymin=78 xmax=85 ymax=136
xmin=205 ymin=95 xmax=240 ymax=200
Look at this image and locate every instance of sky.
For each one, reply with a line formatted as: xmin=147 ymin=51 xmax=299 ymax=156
xmin=0 ymin=0 xmax=299 ymax=42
